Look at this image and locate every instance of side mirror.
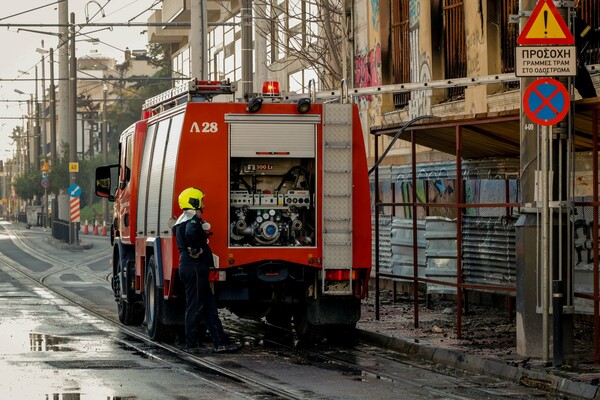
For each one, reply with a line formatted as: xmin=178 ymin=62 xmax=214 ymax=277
xmin=95 ymin=164 xmax=119 ymax=201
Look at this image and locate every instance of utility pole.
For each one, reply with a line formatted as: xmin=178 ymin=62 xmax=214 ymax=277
xmin=254 ymin=2 xmax=268 ymax=92
xmin=191 ymin=0 xmax=208 ymax=80
xmin=34 ymin=66 xmax=41 ymax=172
xmin=39 ymin=43 xmax=47 ymax=163
xmin=241 ymin=0 xmax=253 ymax=98
xmin=102 ymin=87 xmax=108 ymax=225
xmin=69 ymin=12 xmax=78 ymax=245
xmin=516 ymin=0 xmax=574 ymax=363
xmin=58 ymin=0 xmax=69 ymax=158
xmin=49 ymin=48 xmax=57 ymax=165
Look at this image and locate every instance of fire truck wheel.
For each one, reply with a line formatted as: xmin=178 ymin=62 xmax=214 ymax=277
xmin=145 ymin=257 xmax=170 ymax=342
xmin=265 ymin=306 xmax=293 ymax=328
xmin=116 ymin=258 xmax=144 ymax=326
xmin=293 ymin=307 xmax=323 ymax=344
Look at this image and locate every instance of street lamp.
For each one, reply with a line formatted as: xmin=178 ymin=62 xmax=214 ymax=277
xmin=14 ymin=89 xmax=25 ymax=95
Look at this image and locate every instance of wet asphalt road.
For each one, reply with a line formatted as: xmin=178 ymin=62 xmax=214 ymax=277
xmin=0 ymin=223 xmax=559 ymax=399
xmin=0 ymin=255 xmax=267 ymax=399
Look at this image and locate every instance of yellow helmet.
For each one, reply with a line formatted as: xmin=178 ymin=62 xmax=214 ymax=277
xmin=178 ymin=187 xmax=205 ymax=210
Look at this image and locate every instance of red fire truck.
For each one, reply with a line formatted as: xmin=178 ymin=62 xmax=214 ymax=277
xmin=95 ymin=79 xmax=371 ymax=342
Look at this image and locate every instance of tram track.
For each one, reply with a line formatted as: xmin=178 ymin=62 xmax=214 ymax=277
xmin=0 ymin=223 xmax=556 ymax=399
xmin=0 ymin=225 xmax=313 ymax=400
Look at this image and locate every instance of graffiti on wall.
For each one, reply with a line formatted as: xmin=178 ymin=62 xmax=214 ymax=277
xmin=371 ymin=0 xmax=380 ymax=32
xmin=409 ymin=0 xmax=420 ymax=27
xmin=373 ymin=167 xmax=519 ymax=220
xmin=355 ymin=44 xmax=383 ymax=122
xmin=574 ymin=219 xmax=595 ymax=267
xmin=355 ymin=44 xmax=382 ymax=94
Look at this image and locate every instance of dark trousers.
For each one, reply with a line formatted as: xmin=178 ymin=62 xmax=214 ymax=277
xmin=179 ymin=260 xmax=227 ymax=348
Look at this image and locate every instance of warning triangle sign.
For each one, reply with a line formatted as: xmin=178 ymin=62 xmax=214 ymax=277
xmin=517 ymin=0 xmax=575 ymax=45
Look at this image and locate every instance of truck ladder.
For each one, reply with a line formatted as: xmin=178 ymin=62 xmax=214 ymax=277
xmin=143 ymin=78 xmax=236 ymax=112
xmin=284 ymin=72 xmax=520 ymax=103
xmin=321 ymin=103 xmax=354 ymax=295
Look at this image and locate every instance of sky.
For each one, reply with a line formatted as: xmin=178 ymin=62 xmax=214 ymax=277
xmin=0 ymin=0 xmax=159 ymax=163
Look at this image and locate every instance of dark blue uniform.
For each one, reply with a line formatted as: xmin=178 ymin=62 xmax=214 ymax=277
xmin=173 ymin=213 xmax=228 ymax=349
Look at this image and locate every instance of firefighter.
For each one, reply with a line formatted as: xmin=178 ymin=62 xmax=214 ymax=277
xmin=574 ymin=3 xmax=600 ymax=98
xmin=173 ymin=187 xmax=239 ymax=353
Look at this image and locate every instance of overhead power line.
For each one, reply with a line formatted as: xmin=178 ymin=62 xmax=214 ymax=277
xmin=0 ymin=22 xmax=236 ymax=28
xmin=0 ymin=77 xmax=187 ymax=82
xmin=0 ymin=0 xmax=66 ymax=23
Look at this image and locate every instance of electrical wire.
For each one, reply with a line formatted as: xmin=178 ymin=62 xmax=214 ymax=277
xmin=0 ymin=0 xmax=66 ymax=23
xmin=127 ymin=0 xmax=161 ymax=23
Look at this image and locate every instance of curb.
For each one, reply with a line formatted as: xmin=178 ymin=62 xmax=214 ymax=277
xmin=46 ymin=236 xmax=94 ymax=251
xmin=356 ymin=329 xmax=599 ymax=399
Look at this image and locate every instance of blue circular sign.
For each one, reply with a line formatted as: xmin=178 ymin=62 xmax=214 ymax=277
xmin=41 ymin=178 xmax=49 ymax=189
xmin=68 ymin=183 xmax=82 ymax=198
xmin=523 ymin=78 xmax=570 ymax=126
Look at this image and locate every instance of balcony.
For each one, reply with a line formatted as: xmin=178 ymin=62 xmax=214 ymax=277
xmin=147 ymin=0 xmax=239 ymax=45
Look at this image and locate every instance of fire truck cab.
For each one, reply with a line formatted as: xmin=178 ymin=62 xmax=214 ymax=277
xmin=96 ymin=79 xmax=371 ymax=342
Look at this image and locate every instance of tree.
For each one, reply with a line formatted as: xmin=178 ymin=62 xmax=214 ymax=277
xmin=253 ymin=0 xmax=348 ymax=89
xmin=106 ymin=44 xmax=173 ymax=152
xmin=13 ymin=171 xmax=44 ymax=203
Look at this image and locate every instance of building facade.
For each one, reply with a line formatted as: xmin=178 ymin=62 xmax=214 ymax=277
xmin=146 ymin=0 xmax=600 ymax=360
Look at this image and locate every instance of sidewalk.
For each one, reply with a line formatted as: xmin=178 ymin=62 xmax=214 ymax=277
xmin=356 ymin=293 xmax=600 ymax=399
xmin=11 ymin=222 xmax=600 ymax=399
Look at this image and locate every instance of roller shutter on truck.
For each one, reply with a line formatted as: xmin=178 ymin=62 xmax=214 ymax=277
xmin=136 ymin=112 xmax=184 ymax=238
xmin=227 ymin=114 xmax=319 ymax=158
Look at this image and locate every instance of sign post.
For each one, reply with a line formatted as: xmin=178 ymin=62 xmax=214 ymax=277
xmin=516 ymin=0 xmax=574 ymax=364
xmin=68 ymin=183 xmax=81 ymax=244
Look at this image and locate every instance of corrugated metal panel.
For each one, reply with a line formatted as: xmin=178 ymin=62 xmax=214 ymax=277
xmin=372 ymin=216 xmax=393 ymax=275
xmin=158 ymin=113 xmax=184 ymax=236
xmin=462 ymin=216 xmax=517 ymax=290
xmin=136 ymin=124 xmax=156 ymax=236
xmin=425 ymin=216 xmax=457 ymax=294
xmin=391 ymin=218 xmax=426 ymax=281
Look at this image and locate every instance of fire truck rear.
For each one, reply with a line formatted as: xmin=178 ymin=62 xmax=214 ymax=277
xmin=95 ymin=79 xmax=372 ymax=342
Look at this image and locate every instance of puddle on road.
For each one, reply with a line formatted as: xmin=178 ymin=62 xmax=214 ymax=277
xmin=29 ymin=332 xmax=76 ymax=352
xmin=0 ymin=318 xmax=80 ymax=352
xmin=0 ymin=317 xmax=118 ymax=354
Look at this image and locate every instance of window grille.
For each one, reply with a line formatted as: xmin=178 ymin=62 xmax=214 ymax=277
xmin=391 ymin=1 xmax=410 ymax=109
xmin=443 ymin=0 xmax=466 ymax=100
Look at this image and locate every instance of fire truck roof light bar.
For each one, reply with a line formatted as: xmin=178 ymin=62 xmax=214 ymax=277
xmin=143 ymin=78 xmax=236 ymax=111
